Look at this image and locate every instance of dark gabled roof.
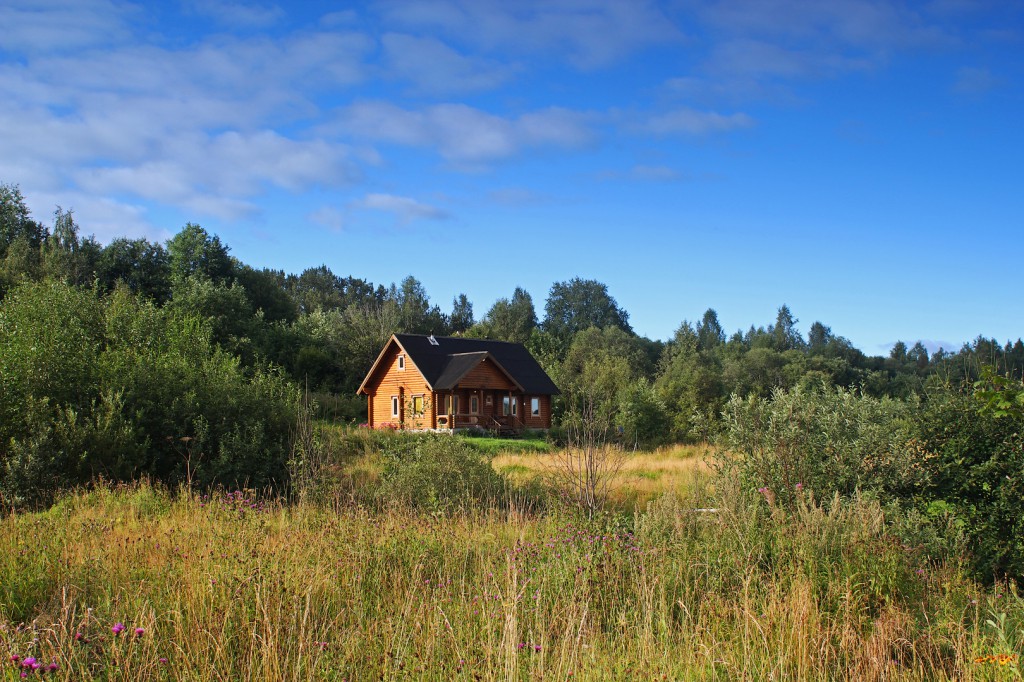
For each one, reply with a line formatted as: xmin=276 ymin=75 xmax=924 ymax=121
xmin=433 ymin=352 xmax=496 ymax=390
xmin=358 ymin=334 xmax=560 ymax=395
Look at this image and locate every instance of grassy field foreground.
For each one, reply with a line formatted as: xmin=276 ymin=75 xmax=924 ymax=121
xmin=1 ymin=475 xmax=1021 ymax=681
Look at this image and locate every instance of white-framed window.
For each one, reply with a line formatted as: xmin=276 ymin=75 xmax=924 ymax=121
xmin=391 ymin=396 xmax=399 ymax=418
xmin=397 ymin=354 xmax=406 ymax=371
xmin=502 ymin=396 xmax=510 ymax=416
xmin=470 ymin=395 xmax=479 ymax=414
xmin=511 ymin=397 xmax=518 ymax=416
xmin=531 ymin=397 xmax=540 ymax=417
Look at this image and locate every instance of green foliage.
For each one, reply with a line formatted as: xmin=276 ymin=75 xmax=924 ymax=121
xmin=0 ymin=281 xmax=298 ymax=505
xmin=166 ymin=223 xmax=234 ymax=285
xmin=719 ymin=384 xmax=921 ymax=506
xmin=542 ymin=277 xmax=631 ymax=350
xmin=376 ymin=435 xmax=510 ymax=512
xmin=97 ymin=237 xmax=172 ymax=303
xmin=915 ymin=382 xmax=1024 ymax=579
xmin=616 ymin=379 xmax=671 ymax=448
xmin=975 ymin=366 xmax=1024 ymax=419
xmin=470 ymin=286 xmax=536 ymax=343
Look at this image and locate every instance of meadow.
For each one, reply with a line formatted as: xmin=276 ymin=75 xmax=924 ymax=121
xmin=1 ymin=434 xmax=1021 ymax=681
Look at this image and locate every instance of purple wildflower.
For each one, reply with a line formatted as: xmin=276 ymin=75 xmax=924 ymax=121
xmin=112 ymin=622 xmax=125 ymax=635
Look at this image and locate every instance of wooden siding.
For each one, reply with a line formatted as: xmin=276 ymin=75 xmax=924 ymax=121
xmin=456 ymin=358 xmax=516 ymax=390
xmin=367 ymin=342 xmax=433 ymax=429
xmin=364 ymin=339 xmax=554 ymax=430
xmin=523 ymin=394 xmax=552 ymax=429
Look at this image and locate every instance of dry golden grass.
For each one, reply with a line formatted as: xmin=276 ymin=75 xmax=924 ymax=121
xmin=0 ymin=479 xmax=1007 ymax=681
xmin=493 ymin=442 xmax=715 ymax=507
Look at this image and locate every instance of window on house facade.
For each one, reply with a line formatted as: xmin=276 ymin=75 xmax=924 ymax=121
xmin=531 ymin=397 xmax=540 ymax=417
xmin=412 ymin=395 xmax=424 ymax=415
xmin=470 ymin=395 xmax=479 ymax=414
xmin=502 ymin=395 xmax=510 ymax=416
xmin=391 ymin=396 xmax=399 ymax=418
xmin=511 ymin=397 xmax=518 ymax=416
xmin=397 ymin=355 xmax=406 ymax=371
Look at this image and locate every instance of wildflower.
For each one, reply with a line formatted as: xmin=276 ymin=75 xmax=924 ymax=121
xmin=159 ymin=658 xmax=168 ymax=664
xmin=48 ymin=662 xmax=59 ymax=672
xmin=74 ymin=632 xmax=84 ymax=641
xmin=10 ymin=655 xmax=19 ymax=663
xmin=795 ymin=482 xmax=803 ymax=491
xmin=21 ymin=657 xmax=36 ymax=668
xmin=135 ymin=627 xmax=145 ymax=637
xmin=112 ymin=623 xmax=125 ymax=635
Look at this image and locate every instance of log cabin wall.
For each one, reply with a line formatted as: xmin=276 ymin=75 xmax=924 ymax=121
xmin=457 ymin=358 xmax=516 ymax=390
xmin=368 ymin=343 xmax=433 ymax=429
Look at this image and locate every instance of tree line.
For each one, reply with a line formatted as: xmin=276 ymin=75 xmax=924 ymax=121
xmin=3 ymin=182 xmax=1022 ymax=443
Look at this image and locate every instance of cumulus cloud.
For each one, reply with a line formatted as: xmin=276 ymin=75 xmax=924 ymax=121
xmin=664 ymin=0 xmax=957 ymax=104
xmin=184 ymin=0 xmax=284 ymax=29
xmin=376 ymin=0 xmax=681 ymax=69
xmin=952 ymin=66 xmax=999 ymax=94
xmin=639 ymin=108 xmax=755 ymax=136
xmin=0 ymin=0 xmax=136 ymax=53
xmin=351 ymin=193 xmax=450 ymax=223
xmin=74 ymin=131 xmax=358 ymax=221
xmin=381 ymin=33 xmax=517 ymax=94
xmin=334 ymin=101 xmax=594 ymax=163
xmin=308 ymin=205 xmax=347 ymax=231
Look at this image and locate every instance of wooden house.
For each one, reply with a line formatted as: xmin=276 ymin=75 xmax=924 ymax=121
xmin=357 ymin=334 xmax=559 ymax=432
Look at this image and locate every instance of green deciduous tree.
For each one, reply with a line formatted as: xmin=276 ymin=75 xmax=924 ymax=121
xmin=543 ymin=278 xmax=631 ymax=349
xmin=167 ymin=223 xmax=234 ymax=285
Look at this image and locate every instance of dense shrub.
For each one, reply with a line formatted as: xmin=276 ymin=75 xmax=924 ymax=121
xmin=376 ymin=434 xmax=510 ymax=512
xmin=719 ymin=384 xmax=921 ymax=507
xmin=0 ymin=281 xmax=298 ymax=505
xmin=915 ymin=385 xmax=1024 ymax=579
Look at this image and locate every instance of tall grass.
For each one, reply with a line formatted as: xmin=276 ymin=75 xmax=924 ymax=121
xmin=0 ymin=478 xmax=1019 ymax=680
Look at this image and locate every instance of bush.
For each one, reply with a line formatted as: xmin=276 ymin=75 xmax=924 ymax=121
xmin=719 ymin=384 xmax=921 ymax=507
xmin=376 ymin=435 xmax=509 ymax=512
xmin=0 ymin=281 xmax=298 ymax=505
xmin=915 ymin=384 xmax=1024 ymax=579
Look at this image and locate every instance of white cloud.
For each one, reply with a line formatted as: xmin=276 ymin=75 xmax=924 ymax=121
xmin=953 ymin=66 xmax=999 ymax=94
xmin=0 ymin=0 xmax=136 ymax=54
xmin=663 ymin=0 xmax=958 ymax=105
xmin=184 ymin=0 xmax=284 ymax=29
xmin=381 ymin=33 xmax=517 ymax=94
xmin=308 ymin=206 xmax=347 ymax=231
xmin=639 ymin=108 xmax=754 ymax=136
xmin=73 ymin=131 xmax=358 ymax=221
xmin=334 ymin=101 xmax=593 ymax=163
xmin=351 ymin=193 xmax=450 ymax=223
xmin=376 ymin=0 xmax=681 ymax=69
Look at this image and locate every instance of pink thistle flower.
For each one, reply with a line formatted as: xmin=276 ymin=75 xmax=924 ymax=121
xmin=795 ymin=482 xmax=804 ymax=491
xmin=159 ymin=658 xmax=168 ymax=664
xmin=112 ymin=623 xmax=125 ymax=635
xmin=135 ymin=627 xmax=145 ymax=637
xmin=21 ymin=657 xmax=36 ymax=668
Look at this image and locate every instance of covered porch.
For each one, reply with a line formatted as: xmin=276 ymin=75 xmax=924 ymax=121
xmin=433 ymin=388 xmax=527 ymax=434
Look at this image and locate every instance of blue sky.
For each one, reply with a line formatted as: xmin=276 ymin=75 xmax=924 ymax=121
xmin=2 ymin=0 xmax=1022 ymax=354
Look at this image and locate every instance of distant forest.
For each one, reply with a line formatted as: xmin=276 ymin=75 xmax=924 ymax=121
xmin=3 ymin=181 xmax=1022 ymax=446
